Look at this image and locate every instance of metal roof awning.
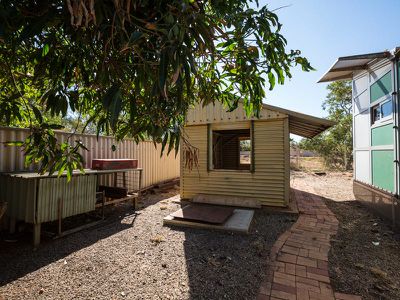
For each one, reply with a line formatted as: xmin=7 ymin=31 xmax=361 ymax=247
xmin=318 ymin=51 xmax=391 ymax=83
xmin=264 ymin=104 xmax=335 ymax=138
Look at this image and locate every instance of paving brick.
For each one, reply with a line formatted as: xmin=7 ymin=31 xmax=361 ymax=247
xmin=319 ymin=282 xmax=334 ymax=296
xmin=271 ymin=289 xmax=296 ymax=300
xmin=299 ymin=248 xmax=309 ymax=257
xmin=258 ymin=281 xmax=271 ymax=296
xmin=273 ymin=275 xmax=296 ymax=288
xmin=278 ymin=253 xmax=298 ymax=264
xmin=296 ymin=282 xmax=321 ymax=293
xmin=282 ymin=245 xmax=300 ymax=256
xmin=308 ymin=251 xmax=328 ymax=261
xmin=306 ymin=272 xmax=330 ymax=283
xmin=285 ymin=263 xmax=296 ymax=275
xmin=295 ymin=265 xmax=307 ymax=277
xmin=296 ymin=275 xmax=319 ymax=287
xmin=274 ymin=271 xmax=296 ymax=282
xmin=297 ymin=287 xmax=310 ymax=300
xmin=256 ymin=189 xmax=352 ymax=300
xmin=317 ymin=260 xmax=328 ymax=270
xmin=272 ymin=283 xmax=297 ymax=294
xmin=309 ymin=290 xmax=335 ymax=300
xmin=297 ymin=256 xmax=318 ymax=268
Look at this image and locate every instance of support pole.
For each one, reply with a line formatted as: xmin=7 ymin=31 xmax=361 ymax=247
xmin=9 ymin=216 xmax=16 ymax=234
xmin=33 ymin=223 xmax=41 ymax=248
xmin=58 ymin=198 xmax=63 ymax=236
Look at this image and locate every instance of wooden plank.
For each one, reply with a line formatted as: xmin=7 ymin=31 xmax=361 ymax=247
xmin=171 ymin=204 xmax=235 ymax=224
xmin=95 ymin=194 xmax=138 ymax=208
xmin=163 ymin=209 xmax=254 ymax=234
xmin=193 ymin=194 xmax=261 ymax=208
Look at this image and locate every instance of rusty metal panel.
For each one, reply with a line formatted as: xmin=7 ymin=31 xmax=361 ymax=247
xmin=0 ymin=127 xmax=180 ymax=189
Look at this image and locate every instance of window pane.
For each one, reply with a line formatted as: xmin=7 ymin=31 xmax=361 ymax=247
xmin=239 ymin=139 xmax=251 ymax=165
xmin=370 ymin=71 xmax=392 ymax=103
xmin=371 ymin=105 xmax=380 ymax=124
xmin=381 ymin=100 xmax=392 ymax=118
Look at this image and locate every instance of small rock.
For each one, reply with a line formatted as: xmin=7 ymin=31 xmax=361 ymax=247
xmin=162 ymin=263 xmax=167 ymax=268
xmin=39 ymin=288 xmax=44 ymax=294
xmin=354 ymin=263 xmax=364 ymax=269
xmin=372 ymin=241 xmax=380 ymax=246
xmin=121 ymin=291 xmax=126 ymax=297
xmin=370 ymin=267 xmax=387 ymax=278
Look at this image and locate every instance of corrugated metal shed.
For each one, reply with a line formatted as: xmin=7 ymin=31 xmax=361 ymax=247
xmin=182 ymin=101 xmax=332 ymax=207
xmin=181 ymin=119 xmax=290 ymax=207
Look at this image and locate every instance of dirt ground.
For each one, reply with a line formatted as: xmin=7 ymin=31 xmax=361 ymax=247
xmin=291 ymin=170 xmax=354 ymax=201
xmin=0 ymin=188 xmax=295 ymax=300
xmin=292 ymin=171 xmax=400 ymax=300
xmin=290 ymin=156 xmax=325 ymax=172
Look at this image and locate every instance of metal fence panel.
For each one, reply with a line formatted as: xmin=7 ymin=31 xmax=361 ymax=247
xmin=0 ymin=127 xmax=180 ymax=189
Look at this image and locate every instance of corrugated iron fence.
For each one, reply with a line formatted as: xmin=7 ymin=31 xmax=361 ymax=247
xmin=0 ymin=127 xmax=180 ymax=189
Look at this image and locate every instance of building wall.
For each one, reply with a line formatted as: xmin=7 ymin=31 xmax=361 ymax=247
xmin=352 ymin=60 xmax=395 ymax=193
xmin=180 ymin=118 xmax=289 ymax=207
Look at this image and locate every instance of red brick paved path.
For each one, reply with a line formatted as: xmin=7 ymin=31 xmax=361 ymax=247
xmin=257 ymin=189 xmax=362 ymax=300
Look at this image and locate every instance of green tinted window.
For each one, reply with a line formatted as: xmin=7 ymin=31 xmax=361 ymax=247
xmin=370 ymin=71 xmax=392 ymax=103
xmin=372 ymin=150 xmax=394 ymax=192
xmin=371 ymin=123 xmax=393 ymax=146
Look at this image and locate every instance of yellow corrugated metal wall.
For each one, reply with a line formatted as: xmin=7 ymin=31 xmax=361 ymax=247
xmin=0 ymin=127 xmax=180 ymax=189
xmin=180 ymin=118 xmax=289 ymax=206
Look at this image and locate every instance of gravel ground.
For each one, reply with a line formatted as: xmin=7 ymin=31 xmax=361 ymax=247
xmin=292 ymin=171 xmax=400 ymax=300
xmin=0 ymin=188 xmax=295 ymax=300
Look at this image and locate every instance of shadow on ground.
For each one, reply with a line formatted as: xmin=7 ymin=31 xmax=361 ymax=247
xmin=0 ymin=195 xmax=170 ymax=286
xmin=179 ymin=210 xmax=297 ymax=299
xmin=0 ymin=190 xmax=296 ymax=299
xmin=323 ymin=197 xmax=400 ymax=300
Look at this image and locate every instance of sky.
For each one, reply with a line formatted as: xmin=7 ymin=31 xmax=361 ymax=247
xmin=259 ymin=0 xmax=400 ymax=119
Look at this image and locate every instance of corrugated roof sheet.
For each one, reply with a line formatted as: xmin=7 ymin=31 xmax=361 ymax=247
xmin=318 ymin=51 xmax=392 ymax=83
xmin=263 ymin=104 xmax=335 ymax=138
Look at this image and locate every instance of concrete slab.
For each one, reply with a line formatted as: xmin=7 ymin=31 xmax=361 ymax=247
xmin=163 ymin=208 xmax=254 ymax=234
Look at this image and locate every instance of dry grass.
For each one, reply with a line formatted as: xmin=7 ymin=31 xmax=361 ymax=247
xmin=290 ymin=157 xmax=325 ymax=172
xmin=150 ymin=235 xmax=165 ymax=244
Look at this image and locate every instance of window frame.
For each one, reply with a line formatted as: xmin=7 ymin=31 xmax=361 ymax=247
xmin=207 ymin=124 xmax=254 ymax=172
xmin=370 ymin=96 xmax=393 ymax=127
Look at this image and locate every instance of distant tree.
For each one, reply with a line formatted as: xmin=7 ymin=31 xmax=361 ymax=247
xmin=299 ymin=81 xmax=352 ymax=170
